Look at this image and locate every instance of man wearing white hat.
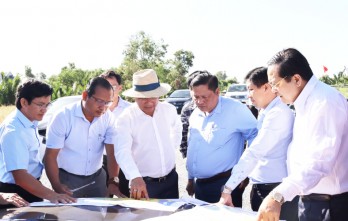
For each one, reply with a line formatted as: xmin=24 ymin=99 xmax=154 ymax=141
xmin=115 ymin=69 xmax=182 ymax=199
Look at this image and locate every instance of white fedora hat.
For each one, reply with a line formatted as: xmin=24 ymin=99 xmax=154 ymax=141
xmin=123 ymin=69 xmax=171 ymax=98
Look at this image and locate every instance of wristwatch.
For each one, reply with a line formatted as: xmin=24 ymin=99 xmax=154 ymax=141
xmin=221 ymin=185 xmax=233 ymax=194
xmin=270 ymin=191 xmax=284 ymax=205
xmin=107 ymin=177 xmax=120 ymax=186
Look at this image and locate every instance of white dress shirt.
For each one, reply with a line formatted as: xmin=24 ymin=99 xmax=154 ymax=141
xmin=111 ymin=96 xmax=131 ymax=118
xmin=225 ymin=97 xmax=294 ymax=190
xmin=103 ymin=97 xmax=131 ymax=155
xmin=274 ymin=76 xmax=348 ymax=201
xmin=46 ymin=101 xmax=117 ymax=176
xmin=115 ymin=102 xmax=182 ymax=181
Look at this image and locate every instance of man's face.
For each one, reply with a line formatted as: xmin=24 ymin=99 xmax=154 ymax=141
xmin=83 ymin=86 xmax=113 ymax=118
xmin=106 ymin=77 xmax=122 ymax=99
xmin=22 ymin=96 xmax=51 ymax=122
xmin=246 ymin=80 xmax=266 ymax=109
xmin=268 ymin=64 xmax=297 ymax=104
xmin=191 ymin=84 xmax=219 ymax=113
xmin=135 ymin=97 xmax=159 ymax=116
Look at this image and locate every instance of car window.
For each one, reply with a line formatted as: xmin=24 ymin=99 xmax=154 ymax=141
xmin=228 ymin=85 xmax=247 ymax=92
xmin=169 ymin=90 xmax=190 ymax=98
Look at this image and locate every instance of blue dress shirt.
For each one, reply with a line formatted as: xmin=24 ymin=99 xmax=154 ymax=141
xmin=0 ymin=109 xmax=43 ymax=183
xmin=187 ymin=96 xmax=258 ymax=179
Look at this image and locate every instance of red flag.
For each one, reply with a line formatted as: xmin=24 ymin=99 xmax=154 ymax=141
xmin=323 ymin=66 xmax=328 ymax=73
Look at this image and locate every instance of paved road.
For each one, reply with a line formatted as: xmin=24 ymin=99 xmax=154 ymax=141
xmin=40 ymin=149 xmax=252 ymax=211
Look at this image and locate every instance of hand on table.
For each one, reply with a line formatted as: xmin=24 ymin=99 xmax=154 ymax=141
xmin=130 ymin=177 xmax=149 ymax=200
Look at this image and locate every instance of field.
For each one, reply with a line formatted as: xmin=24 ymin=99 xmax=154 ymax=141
xmin=0 ymin=105 xmax=15 ymax=123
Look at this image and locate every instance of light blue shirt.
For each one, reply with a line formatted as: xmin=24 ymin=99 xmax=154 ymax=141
xmin=225 ymin=97 xmax=295 ymax=189
xmin=0 ymin=109 xmax=43 ymax=183
xmin=187 ymin=96 xmax=258 ymax=179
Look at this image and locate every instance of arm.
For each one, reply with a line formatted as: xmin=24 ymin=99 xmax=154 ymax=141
xmin=43 ymin=148 xmax=72 ymax=195
xmin=12 ymin=169 xmax=75 ymax=203
xmin=115 ymin=112 xmax=148 ymax=199
xmin=221 ymin=105 xmax=294 ymax=206
xmin=105 ymin=144 xmax=125 ymax=197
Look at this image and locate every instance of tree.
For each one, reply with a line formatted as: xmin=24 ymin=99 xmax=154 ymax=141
xmin=25 ymin=66 xmax=35 ymax=79
xmin=119 ymin=31 xmax=194 ymax=92
xmin=215 ymin=71 xmax=227 ymax=81
xmin=0 ymin=72 xmax=21 ymax=105
xmin=48 ymin=63 xmax=102 ymax=100
xmin=319 ymin=66 xmax=348 ymax=86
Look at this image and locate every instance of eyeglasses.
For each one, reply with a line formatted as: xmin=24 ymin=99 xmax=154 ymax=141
xmin=269 ymin=76 xmax=289 ymax=90
xmin=31 ymin=101 xmax=52 ymax=110
xmin=90 ymin=96 xmax=112 ymax=107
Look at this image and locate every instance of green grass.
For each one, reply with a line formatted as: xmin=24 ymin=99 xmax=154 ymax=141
xmin=337 ymin=87 xmax=348 ymax=98
xmin=0 ymin=105 xmax=15 ymax=123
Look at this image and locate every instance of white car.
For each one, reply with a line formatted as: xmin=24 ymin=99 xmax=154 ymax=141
xmin=38 ymin=95 xmax=81 ymax=138
xmin=224 ymin=84 xmax=248 ymax=104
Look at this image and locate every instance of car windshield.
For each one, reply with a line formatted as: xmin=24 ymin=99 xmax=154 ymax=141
xmin=169 ymin=90 xmax=190 ymax=98
xmin=228 ymin=85 xmax=247 ymax=92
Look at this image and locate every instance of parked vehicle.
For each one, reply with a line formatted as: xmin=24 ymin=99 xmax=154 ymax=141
xmin=224 ymin=84 xmax=248 ymax=104
xmin=165 ymin=89 xmax=191 ymax=114
xmin=38 ymin=95 xmax=81 ymax=139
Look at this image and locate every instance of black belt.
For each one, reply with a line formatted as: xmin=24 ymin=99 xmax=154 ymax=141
xmin=196 ymin=168 xmax=232 ymax=183
xmin=143 ymin=168 xmax=175 ymax=183
xmin=253 ymin=182 xmax=280 ymax=191
xmin=301 ymin=192 xmax=348 ymax=201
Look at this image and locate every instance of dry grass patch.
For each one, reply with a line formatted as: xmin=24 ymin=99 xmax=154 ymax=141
xmin=0 ymin=105 xmax=15 ymax=123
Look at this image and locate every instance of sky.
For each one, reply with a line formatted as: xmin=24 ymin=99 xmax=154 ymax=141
xmin=1 ymin=0 xmax=347 ymax=82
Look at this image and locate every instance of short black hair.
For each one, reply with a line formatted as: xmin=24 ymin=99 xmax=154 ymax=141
xmin=16 ymin=79 xmax=53 ymax=109
xmin=244 ymin=67 xmax=268 ymax=88
xmin=188 ymin=70 xmax=218 ymax=92
xmin=267 ymin=48 xmax=313 ymax=81
xmin=86 ymin=77 xmax=113 ymax=97
xmin=99 ymin=70 xmax=122 ymax=85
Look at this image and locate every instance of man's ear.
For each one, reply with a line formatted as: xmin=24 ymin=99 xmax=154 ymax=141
xmin=20 ymin=98 xmax=28 ymax=108
xmin=264 ymin=83 xmax=270 ymax=91
xmin=293 ymin=74 xmax=302 ymax=87
xmin=82 ymin=91 xmax=88 ymax=101
xmin=215 ymin=88 xmax=220 ymax=95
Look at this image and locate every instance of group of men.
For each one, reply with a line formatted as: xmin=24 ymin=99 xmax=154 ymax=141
xmin=0 ymin=48 xmax=347 ymax=221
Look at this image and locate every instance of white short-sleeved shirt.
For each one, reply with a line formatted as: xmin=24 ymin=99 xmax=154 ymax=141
xmin=0 ymin=109 xmax=43 ymax=183
xmin=46 ymin=101 xmax=116 ymax=176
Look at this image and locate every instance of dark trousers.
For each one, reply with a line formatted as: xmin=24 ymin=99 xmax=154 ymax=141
xmin=0 ymin=181 xmax=42 ymax=203
xmin=119 ymin=169 xmax=179 ymax=199
xmin=251 ymin=183 xmax=299 ymax=221
xmin=119 ymin=169 xmax=130 ymax=197
xmin=59 ymin=168 xmax=107 ymax=198
xmin=194 ymin=176 xmax=244 ymax=206
xmin=299 ymin=192 xmax=348 ymax=221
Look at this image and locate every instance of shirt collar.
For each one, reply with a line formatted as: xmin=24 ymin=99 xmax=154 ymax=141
xmin=293 ymin=75 xmax=318 ymax=112
xmin=74 ymin=100 xmax=85 ymax=118
xmin=15 ymin=108 xmax=38 ymax=128
xmin=197 ymin=96 xmax=222 ymax=117
xmin=261 ymin=96 xmax=281 ymax=116
xmin=117 ymin=96 xmax=128 ymax=108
